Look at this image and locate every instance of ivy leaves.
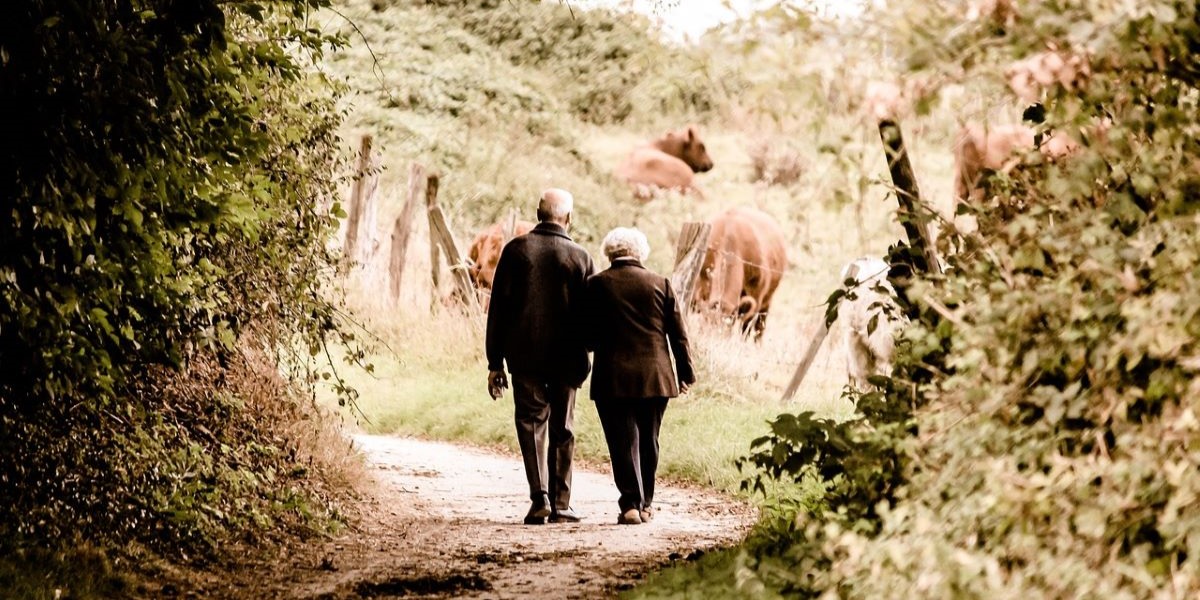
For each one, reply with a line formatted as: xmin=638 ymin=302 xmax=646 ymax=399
xmin=736 ymin=1 xmax=1200 ymax=596
xmin=1 ymin=0 xmax=349 ymax=551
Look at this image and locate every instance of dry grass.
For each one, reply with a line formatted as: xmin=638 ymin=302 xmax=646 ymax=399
xmin=747 ymin=135 xmax=807 ymax=186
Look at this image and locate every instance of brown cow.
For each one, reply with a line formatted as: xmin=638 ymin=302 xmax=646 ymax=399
xmin=693 ymin=207 xmax=788 ymax=340
xmin=952 ymin=122 xmax=1078 ymax=205
xmin=466 ymin=219 xmax=535 ymax=308
xmin=615 ymin=125 xmax=714 ymax=201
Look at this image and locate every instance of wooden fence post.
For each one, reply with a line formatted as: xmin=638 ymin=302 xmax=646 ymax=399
xmin=781 ymin=121 xmax=937 ymax=401
xmin=877 ymin=119 xmax=941 ymax=275
xmin=425 ymin=174 xmax=442 ymax=300
xmin=670 ymin=222 xmax=711 ymax=313
xmin=505 ymin=209 xmax=519 ymax=241
xmin=389 ymin=162 xmax=424 ymax=305
xmin=427 ymin=203 xmax=479 ymax=314
xmin=344 ymin=134 xmax=379 ymax=264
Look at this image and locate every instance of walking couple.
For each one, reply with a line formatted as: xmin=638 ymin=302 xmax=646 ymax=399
xmin=485 ymin=188 xmax=695 ymax=526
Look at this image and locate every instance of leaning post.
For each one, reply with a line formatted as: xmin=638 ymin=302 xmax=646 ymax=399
xmin=780 ymin=263 xmax=860 ymax=402
xmin=669 ymin=222 xmax=711 ymax=313
xmin=780 ymin=120 xmax=940 ymax=401
xmin=427 ymin=204 xmax=479 ymax=315
xmin=877 ymin=119 xmax=941 ymax=275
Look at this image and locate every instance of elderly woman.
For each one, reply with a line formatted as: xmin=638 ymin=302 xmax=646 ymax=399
xmin=584 ymin=227 xmax=696 ymax=525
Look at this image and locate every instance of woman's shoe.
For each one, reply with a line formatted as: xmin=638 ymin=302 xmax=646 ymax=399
xmin=617 ymin=508 xmax=643 ymax=525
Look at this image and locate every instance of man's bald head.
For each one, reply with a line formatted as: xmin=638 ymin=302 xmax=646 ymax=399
xmin=537 ymin=188 xmax=574 ymax=226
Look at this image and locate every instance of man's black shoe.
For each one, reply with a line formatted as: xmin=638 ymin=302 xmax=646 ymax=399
xmin=549 ymin=508 xmax=582 ymax=523
xmin=524 ymin=494 xmax=551 ymax=525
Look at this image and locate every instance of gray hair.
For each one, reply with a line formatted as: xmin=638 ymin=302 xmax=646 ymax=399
xmin=537 ymin=188 xmax=573 ymax=223
xmin=601 ymin=227 xmax=650 ymax=262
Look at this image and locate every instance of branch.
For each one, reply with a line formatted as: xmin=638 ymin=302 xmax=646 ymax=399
xmin=327 ymin=6 xmax=398 ymax=106
xmin=918 ymin=294 xmax=964 ymax=327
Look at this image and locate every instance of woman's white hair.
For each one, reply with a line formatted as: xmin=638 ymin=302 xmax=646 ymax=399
xmin=601 ymin=227 xmax=650 ymax=262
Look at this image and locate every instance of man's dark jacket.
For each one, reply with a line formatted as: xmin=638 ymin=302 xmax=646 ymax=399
xmin=584 ymin=258 xmax=696 ymax=401
xmin=486 ymin=221 xmax=596 ymax=388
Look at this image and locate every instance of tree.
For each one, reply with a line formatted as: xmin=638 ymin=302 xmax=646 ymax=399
xmin=1 ymin=0 xmax=352 ymax=554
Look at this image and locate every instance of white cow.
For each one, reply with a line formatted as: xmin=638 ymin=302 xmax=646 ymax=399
xmin=839 ymin=257 xmax=906 ymax=390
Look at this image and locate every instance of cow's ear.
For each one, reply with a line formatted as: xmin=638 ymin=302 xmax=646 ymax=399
xmin=687 ymin=126 xmax=696 ymax=142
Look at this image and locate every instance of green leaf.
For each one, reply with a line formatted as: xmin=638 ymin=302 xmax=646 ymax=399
xmin=1012 ymin=244 xmax=1046 ymax=272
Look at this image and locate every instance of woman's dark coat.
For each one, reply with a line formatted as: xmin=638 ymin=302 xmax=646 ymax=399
xmin=584 ymin=259 xmax=695 ymax=400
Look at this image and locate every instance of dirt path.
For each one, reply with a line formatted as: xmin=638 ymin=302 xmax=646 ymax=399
xmin=191 ymin=434 xmax=756 ymax=599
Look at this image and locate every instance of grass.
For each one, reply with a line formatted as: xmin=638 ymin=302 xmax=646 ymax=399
xmin=624 ymin=548 xmax=753 ymax=600
xmin=322 ymin=303 xmax=855 ymax=496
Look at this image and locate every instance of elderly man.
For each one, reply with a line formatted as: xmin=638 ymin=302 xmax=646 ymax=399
xmin=485 ymin=188 xmax=595 ymax=525
xmin=584 ymin=227 xmax=695 ymax=525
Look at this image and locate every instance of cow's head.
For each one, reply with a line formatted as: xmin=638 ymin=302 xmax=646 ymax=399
xmin=692 ymin=255 xmax=748 ymax=322
xmin=462 ymin=250 xmax=493 ymax=312
xmin=659 ymin=125 xmax=714 ymax=174
xmin=467 ymin=261 xmax=485 ymax=290
xmin=692 ymin=247 xmax=762 ymax=337
xmin=466 ymin=220 xmax=534 ymax=310
xmin=692 ymin=250 xmax=718 ymax=315
xmin=466 ymin=228 xmax=502 ymax=293
xmin=468 ymin=239 xmax=502 ymax=291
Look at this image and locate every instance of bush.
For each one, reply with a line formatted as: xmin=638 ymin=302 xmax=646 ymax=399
xmin=423 ymin=0 xmax=721 ymax=124
xmin=747 ymin=136 xmax=806 ymax=186
xmin=737 ymin=0 xmax=1200 ymax=596
xmin=1 ymin=0 xmax=357 ymax=565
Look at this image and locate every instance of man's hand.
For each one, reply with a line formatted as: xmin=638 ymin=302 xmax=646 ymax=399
xmin=488 ymin=370 xmax=509 ymax=400
xmin=679 ymin=381 xmax=691 ymax=394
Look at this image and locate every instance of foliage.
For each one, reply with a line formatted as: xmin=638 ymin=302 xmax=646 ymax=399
xmin=699 ymin=6 xmax=932 ymax=215
xmin=418 ymin=0 xmax=720 ymax=124
xmin=1 ymin=0 xmax=356 ymax=570
xmin=326 ymin=0 xmax=739 ymax=239
xmin=740 ymin=386 xmax=912 ymax=527
xmin=325 ymin=0 xmax=595 ymax=231
xmin=734 ymin=0 xmax=1200 ymax=597
xmin=747 ymin=135 xmax=807 ymax=186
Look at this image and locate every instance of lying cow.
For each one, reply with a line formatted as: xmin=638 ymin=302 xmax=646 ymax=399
xmin=838 ymin=257 xmax=906 ymax=391
xmin=693 ymin=207 xmax=787 ymax=340
xmin=466 ymin=218 xmax=534 ymax=308
xmin=615 ymin=125 xmax=714 ymax=201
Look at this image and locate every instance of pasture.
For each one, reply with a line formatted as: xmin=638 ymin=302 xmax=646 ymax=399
xmin=316 ymin=0 xmax=967 ymax=497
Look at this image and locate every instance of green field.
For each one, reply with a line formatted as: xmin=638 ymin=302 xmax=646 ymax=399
xmin=323 ymin=306 xmax=858 ymax=495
